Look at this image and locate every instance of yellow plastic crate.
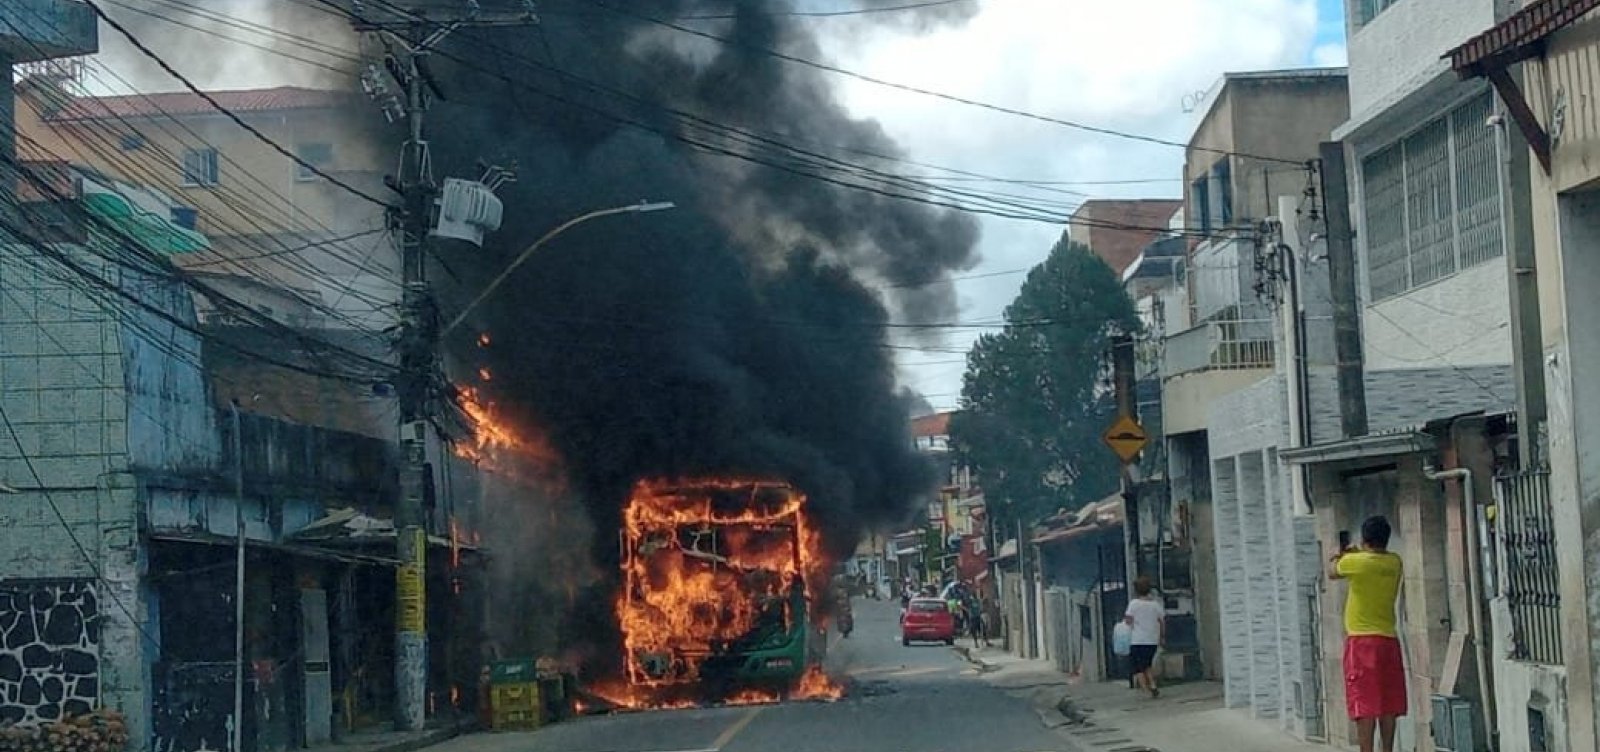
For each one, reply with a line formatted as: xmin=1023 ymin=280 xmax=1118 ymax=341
xmin=491 ymin=707 xmax=543 ymax=731
xmin=491 ymin=682 xmax=541 ymax=713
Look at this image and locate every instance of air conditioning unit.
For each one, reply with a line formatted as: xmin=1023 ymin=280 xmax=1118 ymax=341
xmin=431 ymin=177 xmax=503 ymax=247
xmin=1430 ymin=694 xmax=1483 ymax=752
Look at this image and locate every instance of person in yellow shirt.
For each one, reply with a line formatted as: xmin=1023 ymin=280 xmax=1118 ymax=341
xmin=1329 ymin=515 xmax=1405 ymax=752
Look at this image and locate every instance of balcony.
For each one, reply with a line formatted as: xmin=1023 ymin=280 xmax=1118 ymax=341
xmin=1162 ymin=319 xmax=1275 ymax=377
xmin=1160 ymin=319 xmax=1276 ymax=435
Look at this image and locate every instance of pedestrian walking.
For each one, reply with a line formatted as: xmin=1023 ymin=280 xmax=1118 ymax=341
xmin=1329 ymin=515 xmax=1406 ymax=752
xmin=965 ymin=595 xmax=989 ymax=647
xmin=1123 ymin=575 xmax=1164 ymax=698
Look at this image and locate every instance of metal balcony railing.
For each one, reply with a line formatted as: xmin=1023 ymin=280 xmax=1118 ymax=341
xmin=1162 ymin=319 xmax=1274 ymax=377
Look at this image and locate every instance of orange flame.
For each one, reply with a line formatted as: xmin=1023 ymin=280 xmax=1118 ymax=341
xmin=452 ymin=385 xmax=564 ymax=480
xmin=793 ymin=666 xmax=843 ymax=701
xmin=605 ymin=478 xmax=841 ymax=708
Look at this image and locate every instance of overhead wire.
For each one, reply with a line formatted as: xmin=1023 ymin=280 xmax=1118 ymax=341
xmin=279 ymin=0 xmax=1190 ymax=234
xmin=160 ymin=0 xmax=1195 ymax=231
xmin=79 ymin=0 xmax=394 ymax=208
xmin=1 ymin=7 xmax=398 ymax=297
xmin=677 ymin=0 xmax=975 ymax=20
xmin=313 ymin=0 xmax=1216 ymax=238
xmin=0 ymin=151 xmax=401 ymax=382
xmin=97 ymin=0 xmax=359 ymax=75
xmin=182 ymin=228 xmax=389 ymax=267
xmin=582 ymin=0 xmax=1309 ymax=167
xmin=0 ymin=402 xmax=169 ymax=656
xmin=3 ymin=95 xmax=400 ymax=333
xmin=2 ymin=6 xmax=402 ymax=331
xmin=21 ymin=0 xmax=1209 ymax=364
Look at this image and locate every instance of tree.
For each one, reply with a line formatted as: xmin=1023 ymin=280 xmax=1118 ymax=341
xmin=949 ymin=236 xmax=1139 ymax=527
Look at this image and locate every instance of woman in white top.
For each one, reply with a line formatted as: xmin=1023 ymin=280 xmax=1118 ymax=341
xmin=1123 ymin=575 xmax=1165 ymax=698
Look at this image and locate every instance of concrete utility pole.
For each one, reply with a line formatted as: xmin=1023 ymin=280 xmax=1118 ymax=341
xmin=1109 ymin=333 xmax=1140 ymax=581
xmin=1317 ymin=142 xmax=1368 ymax=439
xmin=350 ymin=3 xmax=537 ymax=732
xmin=1491 ymin=78 xmax=1548 ymax=469
xmin=230 ymin=401 xmax=244 ymax=752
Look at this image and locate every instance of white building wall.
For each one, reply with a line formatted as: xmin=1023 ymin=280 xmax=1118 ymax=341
xmin=1362 ymin=259 xmax=1513 ymax=371
xmin=1344 ymin=0 xmax=1497 ymax=118
xmin=1204 ymin=375 xmax=1324 ymax=737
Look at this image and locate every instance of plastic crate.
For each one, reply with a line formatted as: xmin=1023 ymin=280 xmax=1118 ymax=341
xmin=490 ymin=658 xmax=538 ymax=684
xmin=491 ymin=707 xmax=542 ymax=731
xmin=491 ymin=682 xmax=540 ymax=713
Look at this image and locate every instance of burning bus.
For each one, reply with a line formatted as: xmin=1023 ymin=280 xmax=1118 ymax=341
xmin=615 ymin=479 xmax=835 ymax=702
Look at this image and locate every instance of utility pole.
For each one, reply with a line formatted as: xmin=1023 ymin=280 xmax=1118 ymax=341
xmin=351 ymin=2 xmax=536 ymax=731
xmin=1110 ymin=333 xmax=1140 ymax=583
xmin=230 ymin=401 xmax=244 ymax=752
xmin=1318 ymin=142 xmax=1368 ymax=439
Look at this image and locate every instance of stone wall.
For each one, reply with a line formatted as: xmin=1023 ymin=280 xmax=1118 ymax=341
xmin=0 ymin=579 xmax=99 ymax=725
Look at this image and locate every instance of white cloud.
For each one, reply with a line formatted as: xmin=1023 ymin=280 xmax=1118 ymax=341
xmin=816 ymin=0 xmax=1323 ymax=405
xmin=1311 ymin=41 xmax=1349 ymax=67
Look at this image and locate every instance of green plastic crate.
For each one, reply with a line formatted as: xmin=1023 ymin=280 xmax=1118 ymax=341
xmin=489 ymin=658 xmax=537 ymax=684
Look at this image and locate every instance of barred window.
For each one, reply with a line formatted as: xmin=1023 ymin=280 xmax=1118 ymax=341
xmin=1362 ymin=145 xmax=1407 ymax=300
xmin=1405 ymin=119 xmax=1455 ymax=287
xmin=1454 ymin=94 xmax=1505 ymax=269
xmin=1359 ymin=92 xmax=1504 ymax=302
xmin=1356 ymin=0 xmax=1400 ymax=27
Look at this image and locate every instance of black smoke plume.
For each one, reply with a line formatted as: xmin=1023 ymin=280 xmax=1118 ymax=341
xmin=422 ymin=1 xmax=980 ymax=665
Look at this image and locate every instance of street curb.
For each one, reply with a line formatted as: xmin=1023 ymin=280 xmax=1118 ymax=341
xmin=364 ymin=721 xmax=476 ymax=752
xmin=950 ymin=645 xmax=1001 ymax=673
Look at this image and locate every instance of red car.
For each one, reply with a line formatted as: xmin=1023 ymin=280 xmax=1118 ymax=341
xmin=901 ymin=597 xmax=956 ymax=645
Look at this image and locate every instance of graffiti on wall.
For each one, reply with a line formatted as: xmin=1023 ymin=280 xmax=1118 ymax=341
xmin=0 ymin=580 xmax=100 ymax=725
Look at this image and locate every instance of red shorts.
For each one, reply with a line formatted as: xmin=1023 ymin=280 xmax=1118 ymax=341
xmin=1344 ymin=635 xmax=1407 ymax=720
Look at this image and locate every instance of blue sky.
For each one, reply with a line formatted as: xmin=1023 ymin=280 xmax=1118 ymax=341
xmin=1313 ymin=0 xmax=1348 ymax=63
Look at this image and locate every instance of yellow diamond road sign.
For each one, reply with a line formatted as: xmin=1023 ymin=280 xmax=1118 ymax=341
xmin=1102 ymin=414 xmax=1148 ymax=464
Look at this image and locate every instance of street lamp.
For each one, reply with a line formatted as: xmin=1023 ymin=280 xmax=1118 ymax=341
xmin=442 ymin=201 xmax=676 ymax=336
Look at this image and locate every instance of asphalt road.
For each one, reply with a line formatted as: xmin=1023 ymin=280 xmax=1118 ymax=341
xmin=479 ymin=598 xmax=1069 ymax=752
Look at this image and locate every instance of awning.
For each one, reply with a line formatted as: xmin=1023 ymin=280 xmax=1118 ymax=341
xmin=1032 ymin=522 xmax=1121 ymax=547
xmin=291 ymin=507 xmax=467 ymax=550
xmin=149 ymin=531 xmax=400 ymax=566
xmin=1448 ymin=0 xmax=1596 ymax=74
xmin=991 ymin=538 xmax=1018 ymax=562
xmin=1444 ymin=0 xmax=1590 ymax=175
xmin=1279 ymin=431 xmax=1435 ymax=465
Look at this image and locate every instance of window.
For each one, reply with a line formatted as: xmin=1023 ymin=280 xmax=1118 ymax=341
xmin=1191 ymin=176 xmax=1211 ymax=236
xmin=1212 ymin=158 xmax=1233 ymax=227
xmin=180 ymin=147 xmax=219 ymax=186
xmin=295 ymin=142 xmax=334 ymax=181
xmin=1191 ymin=159 xmax=1232 ymax=236
xmin=1355 ymin=0 xmax=1400 ymax=27
xmin=1359 ymin=92 xmax=1503 ymax=301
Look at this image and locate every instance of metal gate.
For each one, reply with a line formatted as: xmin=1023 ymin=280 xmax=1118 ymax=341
xmin=1495 ymin=470 xmax=1562 ymax=664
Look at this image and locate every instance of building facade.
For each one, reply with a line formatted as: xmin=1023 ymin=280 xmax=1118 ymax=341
xmin=13 ymin=78 xmax=395 ymax=332
xmin=1277 ymin=1 xmax=1530 ymax=749
xmin=1446 ymin=2 xmax=1600 ymax=750
xmin=1157 ymin=69 xmax=1349 ymax=738
xmin=1067 ymin=199 xmax=1181 ymax=278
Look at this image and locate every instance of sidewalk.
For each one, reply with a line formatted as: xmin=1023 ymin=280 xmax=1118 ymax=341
xmin=958 ymin=646 xmax=1333 ymax=752
xmin=301 ymin=720 xmax=474 ymax=752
